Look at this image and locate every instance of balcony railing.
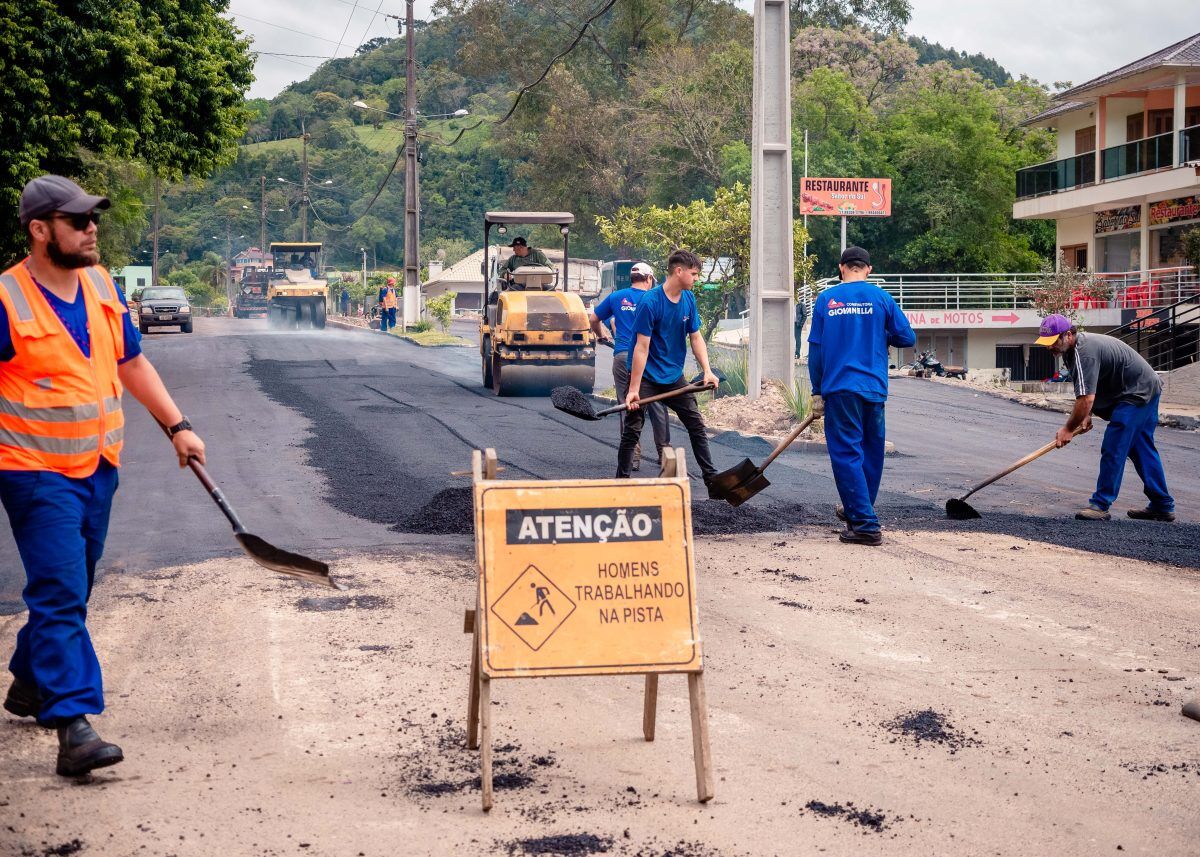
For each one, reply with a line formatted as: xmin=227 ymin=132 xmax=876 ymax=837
xmin=1101 ymin=129 xmax=1174 ymax=180
xmin=809 ymin=267 xmax=1200 ymax=312
xmin=1015 ymin=153 xmax=1096 ymax=200
xmin=1181 ymin=123 xmax=1200 ymax=164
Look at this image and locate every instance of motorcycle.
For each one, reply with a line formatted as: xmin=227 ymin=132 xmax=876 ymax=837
xmin=902 ymin=350 xmax=967 ymax=380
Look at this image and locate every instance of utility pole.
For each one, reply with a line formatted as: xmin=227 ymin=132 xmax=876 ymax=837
xmin=300 ymin=117 xmax=311 ymax=243
xmin=260 ymin=175 xmax=267 ymax=258
xmin=152 ymin=174 xmax=161 ymax=287
xmin=361 ymin=248 xmax=368 ymax=299
xmin=401 ymin=0 xmax=419 ymax=331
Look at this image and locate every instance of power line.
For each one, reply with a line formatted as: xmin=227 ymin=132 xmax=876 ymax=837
xmin=356 ymin=0 xmax=391 ymax=52
xmin=333 ymin=0 xmax=361 ymax=58
xmin=230 ymin=11 xmax=343 ymax=46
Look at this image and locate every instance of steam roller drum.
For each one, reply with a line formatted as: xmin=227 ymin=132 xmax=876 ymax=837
xmin=492 ymin=360 xmax=594 ymax=397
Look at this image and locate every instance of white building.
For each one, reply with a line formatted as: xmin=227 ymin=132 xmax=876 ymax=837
xmin=422 ymin=248 xmax=602 ymax=312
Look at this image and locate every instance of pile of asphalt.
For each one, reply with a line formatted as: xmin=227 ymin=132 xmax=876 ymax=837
xmin=550 ymin=386 xmax=597 ymax=420
xmin=882 ymin=709 xmax=979 ymax=753
xmin=505 ymin=834 xmax=613 ymax=855
xmin=802 ymin=799 xmax=894 ymax=833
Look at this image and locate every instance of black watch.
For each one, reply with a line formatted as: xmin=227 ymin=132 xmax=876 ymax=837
xmin=167 ymin=417 xmax=193 ymax=437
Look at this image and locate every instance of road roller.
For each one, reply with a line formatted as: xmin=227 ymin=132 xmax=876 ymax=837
xmin=479 ymin=212 xmax=596 ymax=396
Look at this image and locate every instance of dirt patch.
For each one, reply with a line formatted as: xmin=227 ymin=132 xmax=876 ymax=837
xmin=703 ymin=381 xmax=822 ymax=440
xmin=396 ymin=717 xmax=556 ymax=799
xmin=23 ymin=842 xmax=85 ymax=857
xmin=295 ymin=594 xmax=390 ymax=612
xmin=883 ymin=709 xmax=980 ymax=753
xmin=1119 ymin=761 xmax=1200 ymax=780
xmin=506 ymin=834 xmax=612 ymax=855
xmin=769 ymin=596 xmax=812 ymax=610
xmin=759 ymin=567 xmax=811 ymax=583
xmin=803 ymin=799 xmax=895 ymax=833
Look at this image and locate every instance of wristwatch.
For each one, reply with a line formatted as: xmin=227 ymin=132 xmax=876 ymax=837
xmin=167 ymin=417 xmax=193 ymax=437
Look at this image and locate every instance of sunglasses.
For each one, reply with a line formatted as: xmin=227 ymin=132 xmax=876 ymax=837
xmin=48 ymin=211 xmax=102 ymax=231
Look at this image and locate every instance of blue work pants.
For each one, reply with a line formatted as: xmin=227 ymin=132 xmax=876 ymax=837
xmin=1 ymin=463 xmax=118 ymax=725
xmin=1089 ymin=395 xmax=1174 ymax=513
xmin=380 ymin=307 xmax=397 ymax=332
xmin=823 ymin=392 xmax=886 ymax=534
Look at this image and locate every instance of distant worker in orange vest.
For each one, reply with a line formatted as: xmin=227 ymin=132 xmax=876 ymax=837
xmin=378 ymin=277 xmax=399 ymax=333
xmin=1 ymin=175 xmax=206 ymax=777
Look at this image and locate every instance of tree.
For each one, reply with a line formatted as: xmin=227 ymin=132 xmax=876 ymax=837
xmin=596 ymin=183 xmax=813 ymax=339
xmin=790 ymin=0 xmax=911 ymax=34
xmin=426 ymin=291 xmax=456 ymax=332
xmin=0 ymin=0 xmax=254 ymax=265
xmin=1025 ymin=258 xmax=1111 ymax=322
xmin=792 ymin=26 xmax=919 ymax=111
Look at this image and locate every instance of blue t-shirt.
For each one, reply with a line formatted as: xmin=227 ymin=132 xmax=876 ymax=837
xmin=0 ymin=273 xmax=142 ymax=364
xmin=592 ymin=286 xmax=651 ymax=354
xmin=628 ymin=286 xmax=700 ymax=385
xmin=807 ymin=280 xmax=914 ymax=401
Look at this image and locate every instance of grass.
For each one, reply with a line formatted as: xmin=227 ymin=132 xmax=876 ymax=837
xmin=394 ymin=329 xmax=472 ymax=347
xmin=711 ymin=347 xmax=749 ymax=397
xmin=779 ymin=376 xmax=811 ymax=421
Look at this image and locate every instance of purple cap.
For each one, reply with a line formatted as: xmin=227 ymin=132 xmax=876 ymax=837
xmin=1035 ymin=314 xmax=1073 ymax=345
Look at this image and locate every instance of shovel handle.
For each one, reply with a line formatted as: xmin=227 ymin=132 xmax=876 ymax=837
xmin=961 ymin=425 xmax=1086 ymax=501
xmin=158 ymin=421 xmax=247 ymax=535
xmin=760 ymin=412 xmax=819 ymax=470
xmin=595 ymin=382 xmax=712 ymax=418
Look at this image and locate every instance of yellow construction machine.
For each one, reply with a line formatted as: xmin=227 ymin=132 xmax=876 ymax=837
xmin=267 ymin=242 xmax=328 ymax=329
xmin=479 ymin=212 xmax=596 ymax=396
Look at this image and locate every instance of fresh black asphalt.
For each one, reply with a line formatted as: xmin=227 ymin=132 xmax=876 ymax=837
xmin=3 ymin=318 xmax=1198 ymax=613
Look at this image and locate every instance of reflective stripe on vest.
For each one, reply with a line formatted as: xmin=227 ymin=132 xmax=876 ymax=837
xmin=82 ymin=266 xmax=115 ymax=301
xmin=0 ymin=425 xmax=101 ymax=455
xmin=0 ymin=273 xmax=34 ymax=322
xmin=0 ymin=395 xmax=101 ymax=423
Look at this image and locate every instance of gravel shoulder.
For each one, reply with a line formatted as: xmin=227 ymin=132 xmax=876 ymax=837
xmin=1 ymin=526 xmax=1196 ymax=856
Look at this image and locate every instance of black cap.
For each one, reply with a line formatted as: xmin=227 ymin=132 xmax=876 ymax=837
xmin=839 ymin=246 xmax=871 ymax=266
xmin=19 ymin=175 xmax=110 ymax=227
xmin=509 ymin=236 xmax=528 ymax=248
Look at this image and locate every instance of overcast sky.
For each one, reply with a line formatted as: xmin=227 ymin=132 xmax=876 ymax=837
xmin=237 ymin=1 xmax=1198 ymax=99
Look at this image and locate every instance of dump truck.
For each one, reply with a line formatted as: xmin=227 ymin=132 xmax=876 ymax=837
xmin=479 ymin=212 xmax=596 ymax=396
xmin=235 ymin=266 xmax=271 ymax=318
xmin=267 ymin=242 xmax=327 ymax=329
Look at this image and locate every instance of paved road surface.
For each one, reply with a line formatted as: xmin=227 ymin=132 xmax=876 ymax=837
xmin=3 ymin=317 xmax=1199 ymax=610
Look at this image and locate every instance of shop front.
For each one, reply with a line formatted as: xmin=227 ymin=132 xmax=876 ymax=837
xmin=1094 ymin=204 xmax=1142 ymax=273
xmin=1150 ymin=194 xmax=1200 ymax=268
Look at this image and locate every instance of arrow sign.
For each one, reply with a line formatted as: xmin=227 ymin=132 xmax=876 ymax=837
xmin=991 ymin=313 xmax=1019 ymax=325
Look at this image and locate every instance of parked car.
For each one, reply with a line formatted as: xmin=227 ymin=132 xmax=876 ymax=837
xmin=135 ymin=286 xmax=193 ymax=334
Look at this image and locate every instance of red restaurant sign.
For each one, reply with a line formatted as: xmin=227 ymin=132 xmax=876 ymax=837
xmin=800 ymin=177 xmax=892 ymax=217
xmin=1149 ymin=195 xmax=1200 ymax=226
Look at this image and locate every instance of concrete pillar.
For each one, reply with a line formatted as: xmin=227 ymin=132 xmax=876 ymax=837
xmin=1174 ymin=73 xmax=1187 ymax=165
xmin=1139 ymin=201 xmax=1150 ymax=274
xmin=748 ymin=0 xmax=795 ymax=400
xmin=1096 ymin=96 xmax=1107 ymax=182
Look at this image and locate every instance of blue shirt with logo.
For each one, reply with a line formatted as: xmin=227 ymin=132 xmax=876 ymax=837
xmin=592 ymin=286 xmax=651 ymax=354
xmin=628 ymin=286 xmax=700 ymax=384
xmin=807 ymin=280 xmax=914 ymax=401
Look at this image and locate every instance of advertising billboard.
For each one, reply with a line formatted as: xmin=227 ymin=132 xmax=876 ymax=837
xmin=800 ymin=177 xmax=892 ymax=217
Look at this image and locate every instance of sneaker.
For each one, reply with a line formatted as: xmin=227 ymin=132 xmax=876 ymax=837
xmin=839 ymin=528 xmax=882 ymax=546
xmin=1127 ymin=507 xmax=1176 ymax=522
xmin=56 ymin=716 xmax=123 ymax=777
xmin=835 ymin=505 xmax=847 ymax=523
xmin=1075 ymin=506 xmax=1111 ymax=521
xmin=3 ymin=677 xmax=40 ymax=719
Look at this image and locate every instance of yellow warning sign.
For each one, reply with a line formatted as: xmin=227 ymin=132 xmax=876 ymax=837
xmin=475 ymin=480 xmax=700 ymax=677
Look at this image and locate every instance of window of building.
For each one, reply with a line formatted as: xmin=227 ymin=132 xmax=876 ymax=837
xmin=1075 ymin=126 xmax=1096 ymax=154
xmin=137 ymin=277 xmax=146 ymax=288
xmin=1098 ymin=232 xmax=1140 ymax=273
xmin=1148 ymin=109 xmax=1174 ymax=136
xmin=1061 ymin=244 xmax=1088 ymax=269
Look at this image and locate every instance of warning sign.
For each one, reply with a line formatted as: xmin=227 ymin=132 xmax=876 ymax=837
xmin=476 ymin=480 xmax=700 ymax=678
xmin=490 ymin=564 xmax=576 ymax=651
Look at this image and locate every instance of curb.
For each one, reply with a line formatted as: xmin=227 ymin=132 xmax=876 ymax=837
xmin=588 ymin=393 xmax=896 ymax=455
xmin=326 ymin=318 xmax=471 ymax=348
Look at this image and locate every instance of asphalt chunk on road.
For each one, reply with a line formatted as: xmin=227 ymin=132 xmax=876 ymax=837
xmin=883 ymin=709 xmax=980 ymax=753
xmin=803 ymin=799 xmax=894 ymax=833
xmin=505 ymin=834 xmax=613 ymax=856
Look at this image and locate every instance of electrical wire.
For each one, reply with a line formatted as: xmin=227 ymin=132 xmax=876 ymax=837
xmin=333 ymin=0 xmax=361 ymax=58
xmin=350 ymin=0 xmax=621 ymax=224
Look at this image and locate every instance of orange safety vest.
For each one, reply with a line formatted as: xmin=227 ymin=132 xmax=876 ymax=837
xmin=0 ymin=261 xmax=127 ymax=477
xmin=382 ymin=286 xmax=398 ymax=309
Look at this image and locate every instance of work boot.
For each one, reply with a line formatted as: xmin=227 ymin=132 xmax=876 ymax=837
xmin=3 ymin=677 xmax=40 ymax=718
xmin=839 ymin=528 xmax=882 ymax=546
xmin=1075 ymin=505 xmax=1111 ymax=521
xmin=1127 ymin=506 xmax=1176 ymax=522
xmin=56 ymin=717 xmax=123 ymax=777
xmin=835 ymin=505 xmax=847 ymax=523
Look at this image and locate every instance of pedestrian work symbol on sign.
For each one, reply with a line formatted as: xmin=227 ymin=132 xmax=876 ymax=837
xmin=490 ymin=564 xmax=576 ymax=651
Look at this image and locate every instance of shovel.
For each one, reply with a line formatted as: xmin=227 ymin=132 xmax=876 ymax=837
xmin=162 ymin=424 xmax=341 ymax=589
xmin=551 ymin=382 xmax=711 ymax=421
xmin=708 ymin=412 xmax=819 ymax=507
xmin=945 ymin=426 xmax=1086 ymax=520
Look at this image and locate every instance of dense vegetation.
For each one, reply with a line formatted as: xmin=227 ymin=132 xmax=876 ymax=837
xmin=2 ymin=0 xmax=1057 ymax=306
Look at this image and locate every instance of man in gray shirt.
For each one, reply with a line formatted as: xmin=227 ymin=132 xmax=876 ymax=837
xmin=1035 ymin=314 xmax=1174 ymax=521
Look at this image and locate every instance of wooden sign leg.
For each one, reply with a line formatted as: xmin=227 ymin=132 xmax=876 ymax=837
xmin=642 ymin=675 xmax=658 ymax=741
xmin=466 ymin=616 xmax=481 ymax=750
xmin=479 ymin=676 xmax=494 ymax=812
xmin=659 ymin=447 xmax=677 ymax=478
xmin=687 ymin=672 xmax=714 ymax=803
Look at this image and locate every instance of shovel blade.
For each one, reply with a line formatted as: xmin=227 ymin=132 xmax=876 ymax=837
xmin=235 ymin=532 xmax=344 ymax=590
xmin=722 ymin=472 xmax=771 ymax=507
xmin=708 ymin=459 xmax=759 ymax=494
xmin=945 ymin=498 xmax=981 ymax=520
